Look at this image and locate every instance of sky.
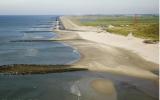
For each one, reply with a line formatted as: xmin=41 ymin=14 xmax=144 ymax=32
xmin=0 ymin=0 xmax=159 ymax=15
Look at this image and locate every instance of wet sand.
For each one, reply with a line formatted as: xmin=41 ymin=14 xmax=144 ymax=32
xmin=91 ymin=79 xmax=116 ymax=96
xmin=54 ymin=30 xmax=158 ymax=80
xmin=0 ymin=16 xmax=158 ymax=100
xmin=60 ymin=16 xmax=159 ymax=64
xmin=52 ymin=16 xmax=159 ymax=99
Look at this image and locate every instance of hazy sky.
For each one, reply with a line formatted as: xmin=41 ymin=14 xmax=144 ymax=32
xmin=0 ymin=0 xmax=158 ymax=15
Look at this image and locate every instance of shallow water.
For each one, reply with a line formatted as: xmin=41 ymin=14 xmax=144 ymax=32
xmin=0 ymin=16 xmax=158 ymax=100
xmin=0 ymin=15 xmax=80 ymax=65
xmin=0 ymin=72 xmax=158 ymax=100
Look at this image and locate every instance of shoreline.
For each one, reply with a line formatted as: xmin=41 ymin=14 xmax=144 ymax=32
xmin=60 ymin=16 xmax=159 ymax=64
xmin=0 ymin=15 xmax=158 ymax=100
xmin=53 ymin=16 xmax=159 ymax=81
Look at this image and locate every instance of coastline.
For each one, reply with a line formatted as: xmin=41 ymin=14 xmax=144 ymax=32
xmin=53 ymin=16 xmax=159 ymax=81
xmin=0 ymin=15 xmax=158 ymax=100
xmin=60 ymin=16 xmax=159 ymax=64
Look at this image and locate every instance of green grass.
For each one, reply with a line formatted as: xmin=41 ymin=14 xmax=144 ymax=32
xmin=107 ymin=23 xmax=159 ymax=39
xmin=73 ymin=15 xmax=159 ymax=40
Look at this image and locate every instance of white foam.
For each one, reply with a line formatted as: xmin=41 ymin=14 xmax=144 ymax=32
xmin=70 ymin=81 xmax=81 ymax=99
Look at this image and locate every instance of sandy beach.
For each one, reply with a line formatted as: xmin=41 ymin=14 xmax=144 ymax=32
xmin=52 ymin=16 xmax=159 ymax=99
xmin=53 ymin=16 xmax=159 ymax=80
xmin=0 ymin=15 xmax=158 ymax=100
xmin=60 ymin=16 xmax=159 ymax=64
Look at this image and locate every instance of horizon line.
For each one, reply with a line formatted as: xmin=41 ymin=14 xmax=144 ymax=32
xmin=0 ymin=13 xmax=159 ymax=16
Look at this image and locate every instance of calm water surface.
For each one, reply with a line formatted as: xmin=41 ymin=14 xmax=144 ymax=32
xmin=0 ymin=16 xmax=80 ymax=65
xmin=0 ymin=16 xmax=158 ymax=100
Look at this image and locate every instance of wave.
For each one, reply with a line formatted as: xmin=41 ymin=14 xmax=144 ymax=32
xmin=22 ymin=33 xmax=44 ymax=39
xmin=22 ymin=31 xmax=53 ymax=33
xmin=70 ymin=81 xmax=81 ymax=100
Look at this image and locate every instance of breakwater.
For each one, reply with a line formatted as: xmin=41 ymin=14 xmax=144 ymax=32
xmin=54 ymin=17 xmax=65 ymax=30
xmin=0 ymin=64 xmax=88 ymax=75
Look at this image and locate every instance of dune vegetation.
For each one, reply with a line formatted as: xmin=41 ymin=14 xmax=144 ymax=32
xmin=72 ymin=15 xmax=159 ymax=40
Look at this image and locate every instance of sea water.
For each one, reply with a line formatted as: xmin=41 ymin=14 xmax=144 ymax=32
xmin=0 ymin=15 xmax=80 ymax=65
xmin=0 ymin=16 xmax=158 ymax=100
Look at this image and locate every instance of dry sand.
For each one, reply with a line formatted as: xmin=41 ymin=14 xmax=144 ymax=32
xmin=53 ymin=16 xmax=159 ymax=81
xmin=60 ymin=16 xmax=159 ymax=64
xmin=78 ymin=32 xmax=159 ymax=64
xmin=56 ymin=31 xmax=158 ymax=80
xmin=52 ymin=16 xmax=159 ymax=99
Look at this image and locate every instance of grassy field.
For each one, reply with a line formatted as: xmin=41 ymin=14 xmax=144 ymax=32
xmin=72 ymin=15 xmax=159 ymax=40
